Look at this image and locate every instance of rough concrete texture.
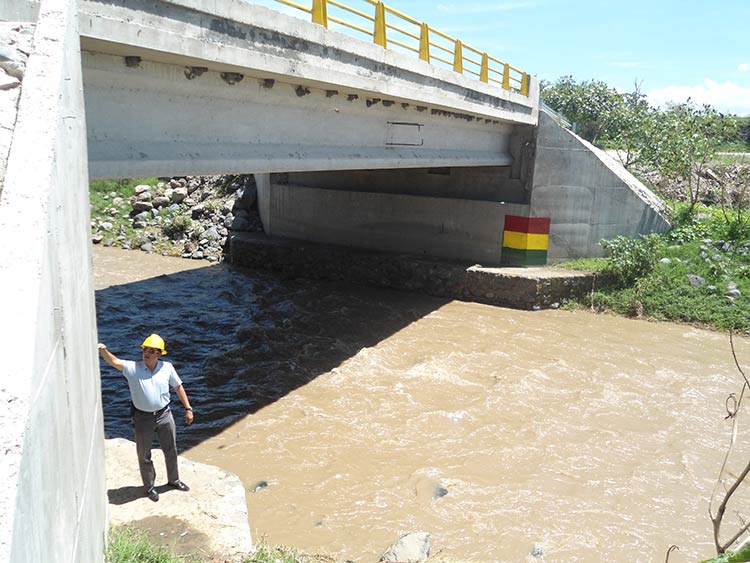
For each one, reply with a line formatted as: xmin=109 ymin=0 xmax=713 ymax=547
xmin=78 ymin=0 xmax=537 ymax=123
xmin=82 ymin=52 xmax=517 ymax=179
xmin=228 ymin=232 xmax=599 ymax=310
xmin=0 ymin=0 xmax=106 ymax=562
xmin=259 ymin=181 xmax=530 ymax=264
xmin=530 ymin=110 xmax=670 ymax=260
xmin=105 ymin=438 xmax=253 ymax=560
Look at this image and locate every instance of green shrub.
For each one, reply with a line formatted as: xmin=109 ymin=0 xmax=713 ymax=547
xmin=600 ymin=233 xmax=664 ymax=286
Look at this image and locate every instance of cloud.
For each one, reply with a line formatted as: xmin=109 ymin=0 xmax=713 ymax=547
xmin=437 ymin=2 xmax=536 ymax=14
xmin=647 ymin=79 xmax=750 ymax=116
xmin=739 ymin=63 xmax=749 ymax=72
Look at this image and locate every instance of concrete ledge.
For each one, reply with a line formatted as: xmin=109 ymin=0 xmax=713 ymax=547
xmin=105 ymin=438 xmax=252 ymax=560
xmin=227 ymin=232 xmax=601 ymax=310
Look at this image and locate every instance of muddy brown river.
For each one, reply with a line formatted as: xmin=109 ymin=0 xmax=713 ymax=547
xmin=93 ymin=246 xmax=750 ymax=563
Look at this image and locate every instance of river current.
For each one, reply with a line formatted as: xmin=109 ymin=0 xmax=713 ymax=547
xmin=93 ymin=246 xmax=750 ymax=563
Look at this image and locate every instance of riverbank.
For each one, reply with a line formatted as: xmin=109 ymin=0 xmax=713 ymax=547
xmin=105 ymin=438 xmax=253 ymax=561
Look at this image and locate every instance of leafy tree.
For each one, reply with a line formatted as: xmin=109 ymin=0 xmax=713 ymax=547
xmin=639 ymin=103 xmax=737 ymax=212
xmin=540 ymin=75 xmax=625 ymax=144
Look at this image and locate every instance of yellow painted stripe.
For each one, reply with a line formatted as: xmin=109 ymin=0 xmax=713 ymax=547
xmin=503 ymin=231 xmax=549 ymax=251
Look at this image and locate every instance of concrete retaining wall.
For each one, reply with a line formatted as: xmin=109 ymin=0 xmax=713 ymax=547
xmin=0 ymin=0 xmax=106 ymax=561
xmin=530 ymin=110 xmax=670 ymax=260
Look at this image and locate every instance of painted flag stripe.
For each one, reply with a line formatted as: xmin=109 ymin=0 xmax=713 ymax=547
xmin=501 ymin=247 xmax=548 ymax=266
xmin=504 ymin=215 xmax=551 ymax=235
xmin=502 ymin=231 xmax=549 ymax=251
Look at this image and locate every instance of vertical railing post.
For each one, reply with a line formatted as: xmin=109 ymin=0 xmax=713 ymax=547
xmin=419 ymin=22 xmax=430 ymax=62
xmin=520 ymin=72 xmax=529 ymax=96
xmin=374 ymin=1 xmax=387 ymax=47
xmin=312 ymin=0 xmax=328 ymax=28
xmin=453 ymin=39 xmax=463 ymax=73
xmin=480 ymin=53 xmax=489 ymax=83
xmin=502 ymin=62 xmax=510 ymax=90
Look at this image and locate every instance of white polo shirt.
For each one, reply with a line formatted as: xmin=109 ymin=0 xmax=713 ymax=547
xmin=122 ymin=360 xmax=183 ymax=412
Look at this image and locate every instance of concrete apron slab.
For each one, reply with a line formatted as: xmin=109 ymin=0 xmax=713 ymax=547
xmin=105 ymin=438 xmax=252 ymax=560
xmin=227 ymin=232 xmax=601 ymax=310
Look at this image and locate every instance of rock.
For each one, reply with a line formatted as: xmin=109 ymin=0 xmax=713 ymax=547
xmin=236 ymin=183 xmax=257 ymax=210
xmin=153 ymin=195 xmax=170 ymax=208
xmin=103 ymin=238 xmax=114 ymax=247
xmin=728 ymin=282 xmax=738 ymax=290
xmin=172 ymin=187 xmax=188 ymax=203
xmin=133 ymin=211 xmax=150 ymax=222
xmin=134 ymin=184 xmax=151 ymax=195
xmin=726 ymin=289 xmax=742 ymax=298
xmin=687 ymin=274 xmax=705 ymax=287
xmin=133 ymin=201 xmax=154 ymax=213
xmin=92 ymin=233 xmax=104 ymax=244
xmin=250 ymin=480 xmax=268 ymax=493
xmin=100 ymin=221 xmax=113 ymax=231
xmin=231 ymin=216 xmax=250 ymax=231
xmin=133 ymin=221 xmax=147 ymax=229
xmin=112 ymin=197 xmax=124 ymax=206
xmin=659 ymin=258 xmax=672 ymax=264
xmin=224 ymin=213 xmax=235 ymax=228
xmin=140 ymin=242 xmax=153 ymax=253
xmin=192 ymin=251 xmax=204 ymax=260
xmin=530 ymin=545 xmax=544 ymax=558
xmin=380 ymin=532 xmax=431 ymax=562
xmin=169 ymin=178 xmax=182 ymax=189
xmin=204 ymin=226 xmax=220 ymax=241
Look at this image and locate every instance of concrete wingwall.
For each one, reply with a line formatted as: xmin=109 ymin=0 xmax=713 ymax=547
xmin=0 ymin=0 xmax=106 ymax=562
xmin=530 ymin=110 xmax=671 ymax=260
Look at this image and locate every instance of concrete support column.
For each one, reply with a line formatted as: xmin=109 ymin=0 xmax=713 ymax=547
xmin=254 ymin=172 xmax=272 ymax=235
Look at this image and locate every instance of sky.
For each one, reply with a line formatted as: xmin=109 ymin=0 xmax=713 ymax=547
xmin=247 ymin=0 xmax=750 ymax=116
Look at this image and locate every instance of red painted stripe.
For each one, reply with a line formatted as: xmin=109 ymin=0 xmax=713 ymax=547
xmin=503 ymin=215 xmax=550 ymax=234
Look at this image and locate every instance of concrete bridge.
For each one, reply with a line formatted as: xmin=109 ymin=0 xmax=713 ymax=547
xmin=0 ymin=0 xmax=669 ymax=561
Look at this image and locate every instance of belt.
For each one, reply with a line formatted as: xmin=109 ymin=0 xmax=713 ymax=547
xmin=131 ymin=402 xmax=170 ymax=416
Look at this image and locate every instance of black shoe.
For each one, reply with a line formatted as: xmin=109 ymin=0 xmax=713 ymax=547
xmin=146 ymin=488 xmax=159 ymax=502
xmin=168 ymin=480 xmax=190 ymax=492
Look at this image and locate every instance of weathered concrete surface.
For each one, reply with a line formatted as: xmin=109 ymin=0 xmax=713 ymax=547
xmin=105 ymin=438 xmax=253 ymax=561
xmin=530 ymin=110 xmax=670 ymax=260
xmin=228 ymin=232 xmax=600 ymax=310
xmin=78 ymin=0 xmax=537 ymax=179
xmin=0 ymin=0 xmax=106 ymax=562
xmin=256 ymin=179 xmax=530 ymax=264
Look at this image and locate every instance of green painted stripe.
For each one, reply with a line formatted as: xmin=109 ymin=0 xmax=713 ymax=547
xmin=501 ymin=247 xmax=548 ymax=266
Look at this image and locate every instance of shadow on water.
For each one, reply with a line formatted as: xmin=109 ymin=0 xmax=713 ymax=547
xmin=96 ymin=262 xmax=449 ymax=451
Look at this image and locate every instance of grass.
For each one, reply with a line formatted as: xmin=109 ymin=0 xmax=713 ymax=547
xmin=106 ymin=528 xmax=339 ymax=563
xmin=558 ymin=203 xmax=750 ymax=331
xmin=106 ymin=527 xmax=190 ymax=563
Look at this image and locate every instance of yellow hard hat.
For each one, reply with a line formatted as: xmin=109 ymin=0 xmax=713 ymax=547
xmin=141 ymin=333 xmax=167 ymax=355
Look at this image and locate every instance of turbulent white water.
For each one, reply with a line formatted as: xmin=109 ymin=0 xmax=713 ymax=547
xmin=94 ymin=246 xmax=750 ymax=562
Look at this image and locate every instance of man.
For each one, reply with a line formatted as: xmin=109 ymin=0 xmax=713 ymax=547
xmin=98 ymin=333 xmax=194 ymax=502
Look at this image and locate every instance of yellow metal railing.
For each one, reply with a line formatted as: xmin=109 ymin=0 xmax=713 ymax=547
xmin=272 ymin=0 xmax=530 ymax=96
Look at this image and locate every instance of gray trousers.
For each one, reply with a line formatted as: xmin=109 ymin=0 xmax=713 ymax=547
xmin=133 ymin=406 xmax=179 ymax=490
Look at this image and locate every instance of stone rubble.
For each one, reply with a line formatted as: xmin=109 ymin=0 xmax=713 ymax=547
xmin=91 ymin=175 xmax=263 ymax=262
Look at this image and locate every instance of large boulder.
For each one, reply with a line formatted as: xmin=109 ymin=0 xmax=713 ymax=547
xmin=380 ymin=532 xmax=431 ymax=562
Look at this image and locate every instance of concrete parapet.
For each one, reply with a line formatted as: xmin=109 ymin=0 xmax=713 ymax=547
xmin=228 ymin=232 xmax=600 ymax=310
xmin=0 ymin=0 xmax=106 ymax=561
